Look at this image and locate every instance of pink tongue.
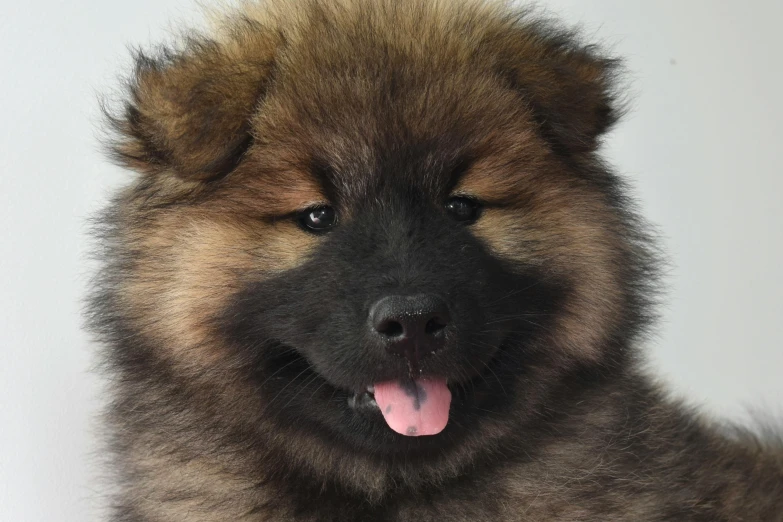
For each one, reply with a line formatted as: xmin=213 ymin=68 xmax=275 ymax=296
xmin=373 ymin=378 xmax=451 ymax=436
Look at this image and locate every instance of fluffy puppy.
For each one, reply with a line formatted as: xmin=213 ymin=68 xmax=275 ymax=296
xmin=90 ymin=0 xmax=783 ymax=520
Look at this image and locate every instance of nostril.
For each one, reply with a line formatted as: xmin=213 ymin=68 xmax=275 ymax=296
xmin=425 ymin=316 xmax=447 ymax=336
xmin=376 ymin=319 xmax=404 ymax=338
xmin=369 ymin=294 xmax=451 ymax=360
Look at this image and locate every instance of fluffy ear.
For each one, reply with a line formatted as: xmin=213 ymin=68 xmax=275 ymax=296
xmin=107 ymin=28 xmax=278 ymax=180
xmin=490 ymin=22 xmax=622 ymax=156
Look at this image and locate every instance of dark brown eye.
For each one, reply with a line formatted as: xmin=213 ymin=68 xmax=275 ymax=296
xmin=297 ymin=206 xmax=337 ymax=233
xmin=445 ymin=197 xmax=482 ymax=224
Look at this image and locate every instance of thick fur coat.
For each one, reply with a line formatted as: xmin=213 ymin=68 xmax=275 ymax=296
xmin=90 ymin=0 xmax=783 ymax=520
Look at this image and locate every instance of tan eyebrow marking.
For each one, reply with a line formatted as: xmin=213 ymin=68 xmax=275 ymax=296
xmin=223 ymin=161 xmax=330 ymax=218
xmin=450 ymin=128 xmax=548 ymax=205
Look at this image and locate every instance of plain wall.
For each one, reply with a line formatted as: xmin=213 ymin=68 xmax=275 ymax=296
xmin=1 ymin=1 xmax=781 ymax=520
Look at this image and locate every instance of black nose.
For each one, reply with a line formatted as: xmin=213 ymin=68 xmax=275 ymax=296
xmin=369 ymin=294 xmax=451 ymax=365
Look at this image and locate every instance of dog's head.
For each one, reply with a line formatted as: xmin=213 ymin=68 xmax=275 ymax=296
xmin=98 ymin=0 xmax=654 ymax=499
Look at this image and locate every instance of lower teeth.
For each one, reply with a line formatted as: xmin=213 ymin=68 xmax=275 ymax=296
xmin=348 ymin=391 xmax=377 ymax=409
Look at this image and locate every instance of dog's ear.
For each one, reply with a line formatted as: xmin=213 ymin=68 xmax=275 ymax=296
xmin=489 ymin=23 xmax=622 ymax=156
xmin=107 ymin=29 xmax=279 ymax=180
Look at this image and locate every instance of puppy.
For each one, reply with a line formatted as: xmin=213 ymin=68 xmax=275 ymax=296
xmin=91 ymin=0 xmax=783 ymax=520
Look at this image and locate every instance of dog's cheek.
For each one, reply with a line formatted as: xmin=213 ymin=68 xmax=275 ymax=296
xmin=120 ymin=210 xmax=318 ymax=366
xmin=469 ymin=191 xmax=626 ymax=362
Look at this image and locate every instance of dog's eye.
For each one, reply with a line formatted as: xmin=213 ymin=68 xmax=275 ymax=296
xmin=297 ymin=206 xmax=337 ymax=233
xmin=445 ymin=197 xmax=482 ymax=224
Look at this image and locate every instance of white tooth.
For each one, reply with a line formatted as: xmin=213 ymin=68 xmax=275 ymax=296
xmin=366 ymin=385 xmax=375 ymax=394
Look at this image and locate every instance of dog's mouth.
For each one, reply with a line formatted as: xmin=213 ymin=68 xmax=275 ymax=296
xmin=260 ymin=341 xmax=509 ymax=439
xmin=343 ymin=343 xmax=512 ymax=437
xmin=346 ymin=378 xmax=452 ymax=436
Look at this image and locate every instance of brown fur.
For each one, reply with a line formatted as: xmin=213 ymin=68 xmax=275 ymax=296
xmin=92 ymin=0 xmax=783 ymax=520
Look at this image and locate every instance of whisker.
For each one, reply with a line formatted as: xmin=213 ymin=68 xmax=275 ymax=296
xmin=279 ymin=372 xmax=323 ymax=411
xmin=260 ymin=366 xmax=314 ymax=415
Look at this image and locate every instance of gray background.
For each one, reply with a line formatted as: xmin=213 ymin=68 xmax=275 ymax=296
xmin=1 ymin=1 xmax=781 ymax=520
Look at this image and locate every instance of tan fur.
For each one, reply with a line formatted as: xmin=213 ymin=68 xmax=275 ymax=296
xmin=120 ymin=191 xmax=320 ymax=364
xmin=456 ymin=136 xmax=626 ymax=359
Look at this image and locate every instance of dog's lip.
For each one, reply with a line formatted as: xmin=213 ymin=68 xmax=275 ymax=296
xmin=342 ymin=343 xmax=508 ymax=405
xmin=342 ymin=345 xmax=508 ymax=416
xmin=289 ymin=339 xmax=509 ymax=411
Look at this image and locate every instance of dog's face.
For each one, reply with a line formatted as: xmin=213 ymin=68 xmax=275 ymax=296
xmin=99 ymin=0 xmax=652 ymax=497
xmin=224 ymin=106 xmax=562 ymax=448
